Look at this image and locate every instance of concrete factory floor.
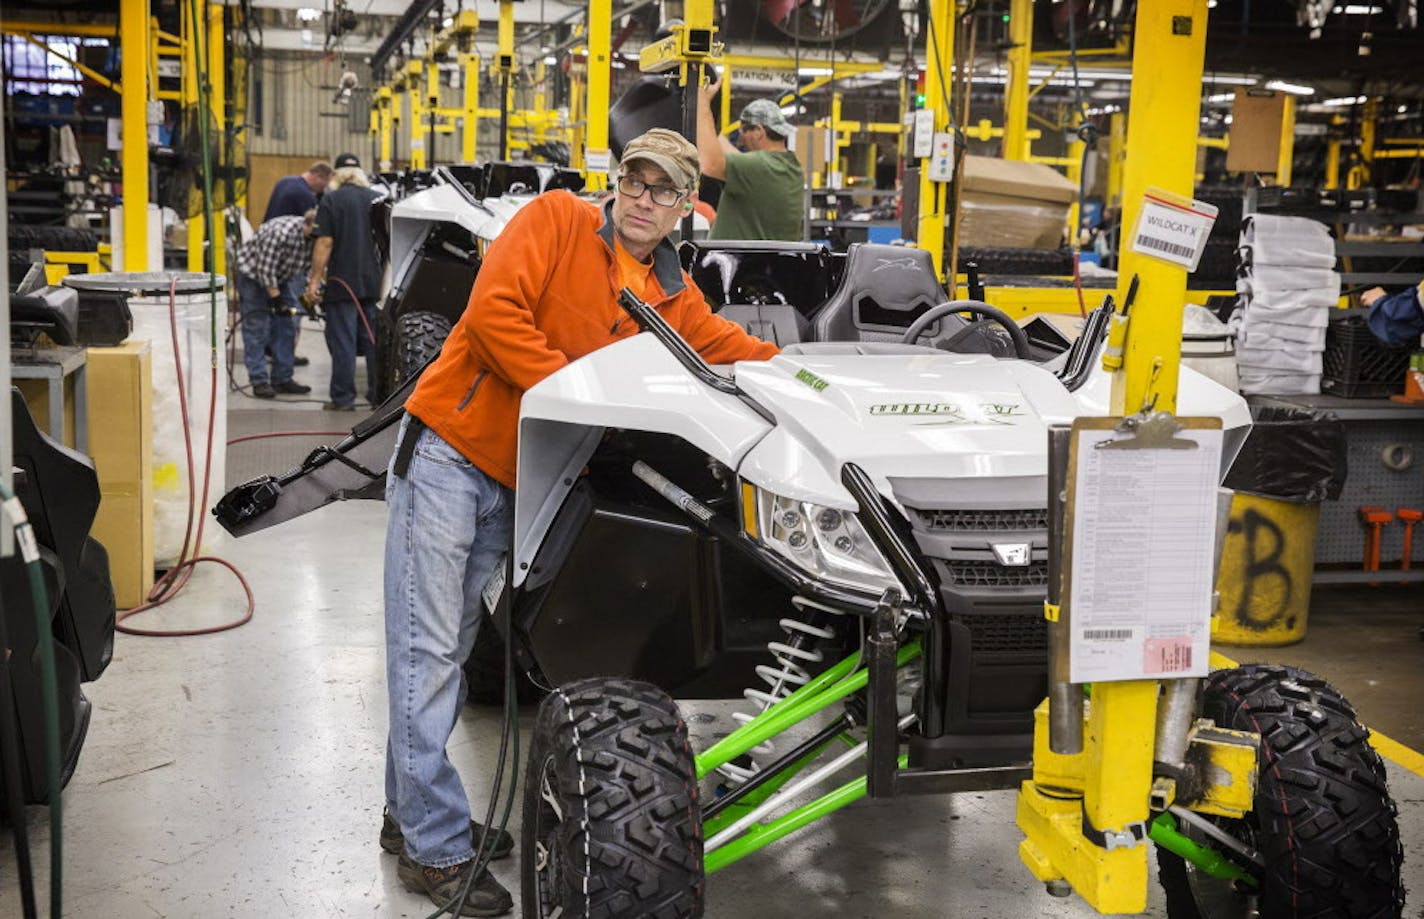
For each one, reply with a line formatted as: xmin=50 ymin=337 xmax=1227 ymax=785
xmin=2 ymin=327 xmax=1420 ymax=917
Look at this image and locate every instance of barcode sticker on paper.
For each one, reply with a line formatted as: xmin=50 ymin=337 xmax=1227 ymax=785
xmin=1129 ymin=188 xmax=1218 ymax=271
xmin=1083 ymin=628 xmax=1134 ymax=641
xmin=1144 ymin=637 xmax=1193 ymax=674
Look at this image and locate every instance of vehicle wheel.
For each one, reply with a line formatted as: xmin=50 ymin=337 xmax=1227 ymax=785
xmin=395 ymin=310 xmax=452 ymax=389
xmin=1157 ymin=663 xmax=1405 ymax=919
xmin=521 ymin=677 xmax=703 ymax=919
xmin=461 ymin=623 xmax=543 ymax=707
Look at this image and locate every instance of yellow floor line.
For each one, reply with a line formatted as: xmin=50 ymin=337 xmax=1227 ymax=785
xmin=1209 ymin=649 xmax=1424 ymax=780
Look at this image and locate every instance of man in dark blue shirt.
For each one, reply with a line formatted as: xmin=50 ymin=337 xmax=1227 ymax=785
xmin=263 ymin=162 xmax=332 ymax=221
xmin=264 ymin=162 xmax=332 ymax=368
xmin=307 ymin=152 xmax=384 ymax=411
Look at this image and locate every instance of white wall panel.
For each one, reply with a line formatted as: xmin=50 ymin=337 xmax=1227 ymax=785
xmin=247 ymin=54 xmax=373 ymax=160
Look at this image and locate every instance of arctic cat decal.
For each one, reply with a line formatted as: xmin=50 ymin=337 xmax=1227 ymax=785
xmin=870 ymin=401 xmax=1026 ymax=425
xmin=871 ymin=257 xmax=919 ymax=272
xmin=870 ymin=402 xmax=965 ymax=417
xmin=795 ymin=368 xmax=830 ymax=392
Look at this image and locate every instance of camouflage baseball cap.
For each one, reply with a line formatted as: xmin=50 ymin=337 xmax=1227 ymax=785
xmin=620 ymin=128 xmax=700 ymax=192
xmin=740 ymin=99 xmax=794 ymax=139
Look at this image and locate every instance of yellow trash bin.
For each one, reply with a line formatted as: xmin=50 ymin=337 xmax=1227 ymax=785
xmin=1214 ymin=492 xmax=1321 ymax=646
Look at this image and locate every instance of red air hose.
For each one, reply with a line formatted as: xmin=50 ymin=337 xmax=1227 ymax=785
xmin=117 ymin=276 xmax=256 ymax=636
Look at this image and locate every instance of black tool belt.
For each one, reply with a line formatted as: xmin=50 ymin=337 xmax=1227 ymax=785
xmin=392 ymin=415 xmax=427 ymax=479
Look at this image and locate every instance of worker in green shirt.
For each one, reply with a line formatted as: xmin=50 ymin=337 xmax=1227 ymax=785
xmin=696 ymin=75 xmax=807 ymax=242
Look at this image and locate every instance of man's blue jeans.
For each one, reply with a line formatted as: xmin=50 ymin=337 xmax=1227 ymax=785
xmin=237 ymin=272 xmax=296 ymax=386
xmin=383 ymin=416 xmax=514 ymax=868
xmin=323 ymin=295 xmax=381 ymax=406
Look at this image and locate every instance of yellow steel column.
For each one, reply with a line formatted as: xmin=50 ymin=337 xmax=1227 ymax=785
xmin=207 ymin=2 xmax=226 ymax=276
xmin=1106 ymin=111 xmax=1125 ymax=206
xmin=462 ymin=53 xmax=481 ymax=162
xmin=1115 ymin=0 xmax=1208 ymax=416
xmin=182 ymin=0 xmax=203 ymax=271
xmin=121 ymin=0 xmax=150 ymax=269
xmin=1003 ymin=0 xmax=1033 ymax=160
xmin=378 ymin=87 xmax=394 ymax=169
xmin=830 ymin=92 xmax=844 ymax=186
xmin=426 ymin=60 xmax=441 ymax=164
xmin=916 ymin=0 xmax=953 ymax=279
xmin=720 ymin=68 xmax=733 ymax=127
xmin=1274 ymin=94 xmax=1295 ymax=186
xmin=1075 ymin=7 xmax=1206 ymax=910
xmin=1065 ymin=109 xmax=1084 ymax=243
xmin=408 ymin=61 xmax=427 ymax=168
xmin=1325 ymin=115 xmax=1341 ymax=189
xmin=1350 ymin=96 xmax=1377 ymax=190
xmin=585 ymin=0 xmax=612 ymax=190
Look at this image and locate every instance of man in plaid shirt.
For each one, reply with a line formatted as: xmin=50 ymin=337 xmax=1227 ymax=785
xmin=235 ymin=209 xmax=317 ymax=398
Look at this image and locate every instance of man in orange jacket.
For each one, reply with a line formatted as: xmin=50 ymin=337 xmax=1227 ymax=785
xmin=380 ymin=128 xmax=778 ymax=916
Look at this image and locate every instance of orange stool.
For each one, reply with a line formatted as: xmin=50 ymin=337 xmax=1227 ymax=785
xmin=1359 ymin=506 xmax=1394 ymax=574
xmin=1398 ymin=508 xmax=1422 ymax=572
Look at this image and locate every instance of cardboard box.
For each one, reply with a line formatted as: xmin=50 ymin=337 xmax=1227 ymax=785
xmin=957 ymin=155 xmax=1078 ymax=250
xmin=794 ymin=125 xmax=833 ymax=184
xmin=85 ymin=341 xmax=155 ymax=609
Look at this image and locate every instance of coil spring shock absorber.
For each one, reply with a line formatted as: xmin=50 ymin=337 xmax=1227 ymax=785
xmin=716 ymin=599 xmax=838 ymax=786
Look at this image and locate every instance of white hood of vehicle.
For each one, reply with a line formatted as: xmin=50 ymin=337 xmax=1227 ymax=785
xmin=733 ymin=353 xmax=1079 ymax=506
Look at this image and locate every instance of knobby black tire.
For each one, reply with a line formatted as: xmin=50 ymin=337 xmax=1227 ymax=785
xmin=521 ymin=677 xmax=703 ymax=919
xmin=1158 ymin=663 xmax=1405 ymax=919
xmin=396 ymin=310 xmax=452 ymax=388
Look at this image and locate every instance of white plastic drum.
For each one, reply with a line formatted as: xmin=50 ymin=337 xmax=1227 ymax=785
xmin=1181 ymin=304 xmax=1239 ymax=393
xmin=66 ymin=272 xmax=228 ymax=567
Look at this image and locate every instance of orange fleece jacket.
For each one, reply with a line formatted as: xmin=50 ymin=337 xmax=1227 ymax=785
xmin=404 ymin=190 xmax=780 ymax=488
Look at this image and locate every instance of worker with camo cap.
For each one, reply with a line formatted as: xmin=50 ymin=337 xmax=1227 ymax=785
xmin=378 ymin=127 xmax=777 ymax=917
xmin=696 ymin=75 xmax=808 ymax=241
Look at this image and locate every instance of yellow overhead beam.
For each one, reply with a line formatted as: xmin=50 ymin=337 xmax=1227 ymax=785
xmin=720 ymin=53 xmax=880 ymax=75
xmin=0 ymin=19 xmax=120 ymax=37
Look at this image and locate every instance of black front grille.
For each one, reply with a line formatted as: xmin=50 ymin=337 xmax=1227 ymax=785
xmin=938 ymin=559 xmax=1049 ymax=589
xmin=914 ymin=508 xmax=1048 ymax=532
xmin=963 ymin=612 xmax=1048 ymax=663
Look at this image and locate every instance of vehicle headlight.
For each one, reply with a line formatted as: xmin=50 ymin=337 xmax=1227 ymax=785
xmin=743 ymin=483 xmax=898 ymax=595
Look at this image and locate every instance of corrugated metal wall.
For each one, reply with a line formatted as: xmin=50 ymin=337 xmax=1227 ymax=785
xmin=247 ymin=53 xmax=373 ymax=160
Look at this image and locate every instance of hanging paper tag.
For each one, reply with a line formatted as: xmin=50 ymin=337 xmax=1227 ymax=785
xmin=1129 ymin=187 xmax=1219 ymax=272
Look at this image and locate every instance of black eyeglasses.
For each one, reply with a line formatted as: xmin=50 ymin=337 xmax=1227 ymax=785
xmin=617 ymin=174 xmax=685 ymax=207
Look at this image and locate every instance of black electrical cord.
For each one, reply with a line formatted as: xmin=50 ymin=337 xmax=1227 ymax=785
xmin=0 ymin=482 xmax=62 ymax=919
xmin=421 ymin=559 xmax=522 ymax=919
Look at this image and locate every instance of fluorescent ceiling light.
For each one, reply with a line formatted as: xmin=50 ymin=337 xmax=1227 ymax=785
xmin=1320 ymin=95 xmax=1367 ymax=105
xmin=1265 ymin=79 xmax=1315 ymax=95
xmin=543 ymin=55 xmax=557 ymax=65
xmin=797 ymin=67 xmax=834 ymax=77
xmin=296 ymin=7 xmax=322 ymax=22
xmin=1202 ymin=74 xmax=1259 ymax=86
xmin=1205 ymin=93 xmax=1235 ymax=103
xmin=1334 ymin=5 xmax=1384 ymax=12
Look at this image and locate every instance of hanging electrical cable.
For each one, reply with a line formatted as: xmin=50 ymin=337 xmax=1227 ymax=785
xmin=0 ymin=481 xmax=63 ymax=919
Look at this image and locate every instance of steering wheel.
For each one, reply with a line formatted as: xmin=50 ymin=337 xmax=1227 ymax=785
xmin=900 ymin=300 xmax=1031 ymax=360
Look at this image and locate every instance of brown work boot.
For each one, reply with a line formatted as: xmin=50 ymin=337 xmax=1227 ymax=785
xmin=396 ymin=852 xmax=513 ymax=917
xmin=379 ymin=809 xmax=513 ymax=859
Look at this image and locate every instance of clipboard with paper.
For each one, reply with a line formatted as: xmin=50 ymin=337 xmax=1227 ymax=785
xmin=1062 ymin=413 xmax=1223 ymax=683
